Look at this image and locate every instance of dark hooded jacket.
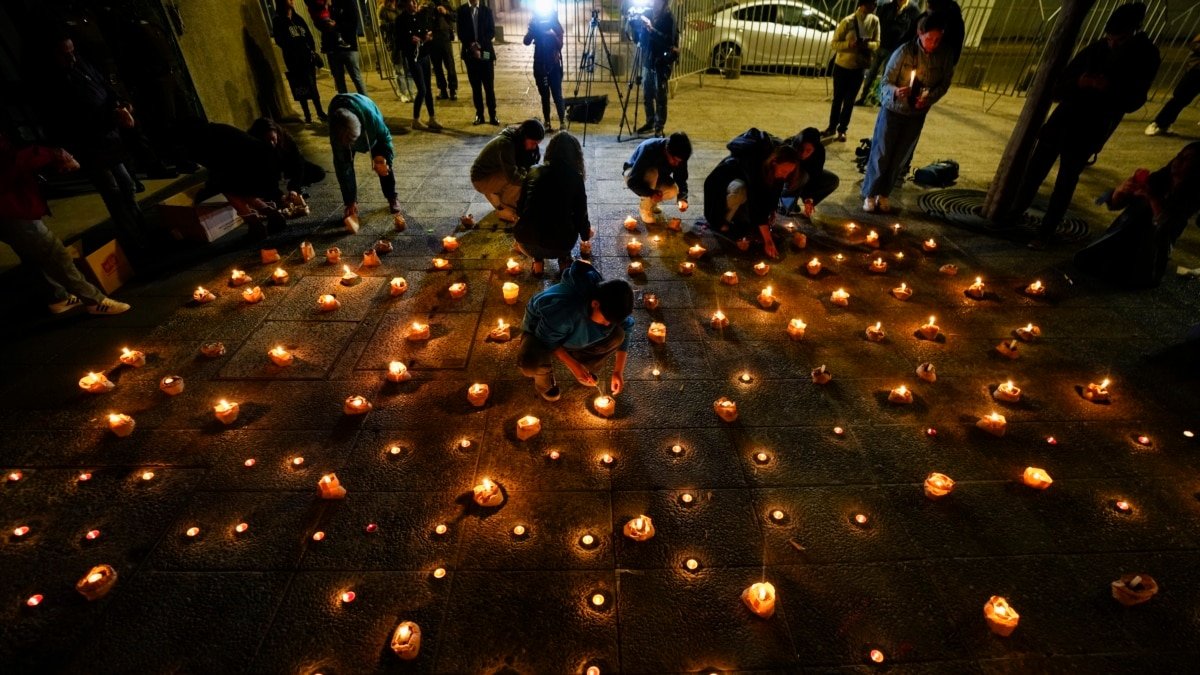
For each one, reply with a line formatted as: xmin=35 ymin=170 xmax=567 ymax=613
xmin=516 ymin=161 xmax=590 ymax=256
xmin=624 ymin=137 xmax=689 ymax=201
xmin=703 ymin=128 xmax=787 ymax=230
xmin=521 ymin=260 xmax=634 ymax=351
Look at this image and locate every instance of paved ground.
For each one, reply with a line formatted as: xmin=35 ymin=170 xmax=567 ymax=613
xmin=3 ymin=44 xmax=1200 ymax=672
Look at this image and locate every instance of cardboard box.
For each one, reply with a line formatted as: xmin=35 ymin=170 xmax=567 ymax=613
xmin=68 ymin=238 xmax=135 ymax=295
xmin=159 ymin=186 xmax=243 ymax=242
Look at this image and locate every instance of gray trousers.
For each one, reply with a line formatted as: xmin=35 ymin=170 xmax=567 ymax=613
xmin=517 ymin=326 xmax=626 ymax=393
xmin=0 ymin=218 xmax=106 ymax=305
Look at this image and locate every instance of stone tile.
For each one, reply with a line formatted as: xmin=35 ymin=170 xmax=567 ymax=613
xmin=358 ymin=312 xmax=480 ymax=371
xmin=299 ymin=492 xmax=465 ymax=571
xmin=336 ymin=426 xmax=484 ymax=490
xmin=611 ymin=489 xmax=763 ymax=569
xmin=266 ymin=275 xmax=388 ymax=323
xmin=455 ymin=490 xmax=613 ymax=570
xmin=218 ymin=321 xmax=359 ymax=380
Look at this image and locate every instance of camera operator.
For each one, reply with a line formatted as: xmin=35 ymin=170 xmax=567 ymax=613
xmin=524 ymin=1 xmax=566 ymax=132
xmin=632 ymin=0 xmax=678 ymax=137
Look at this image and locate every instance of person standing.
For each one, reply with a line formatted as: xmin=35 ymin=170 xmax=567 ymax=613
xmin=275 ymin=0 xmax=327 ymax=123
xmin=858 ymin=0 xmax=920 ymax=105
xmin=470 ymin=119 xmax=545 ymax=222
xmin=624 ymin=131 xmax=691 ymax=224
xmin=458 ymin=0 xmax=499 ymax=125
xmin=316 ymin=0 xmax=366 ymax=94
xmin=515 ymin=132 xmax=590 ymax=278
xmin=0 ymin=132 xmax=130 ymax=316
xmin=379 ymin=0 xmax=416 ymax=103
xmin=1014 ymin=2 xmax=1160 ymax=248
xmin=861 ymin=14 xmax=955 ymax=214
xmin=1146 ymin=33 xmax=1200 ymax=136
xmin=825 ymin=0 xmax=879 ymax=142
xmin=924 ymin=0 xmax=965 ymax=65
xmin=428 ymin=0 xmax=459 ymax=100
xmin=633 ymin=0 xmax=677 ymax=137
xmin=394 ymin=0 xmax=442 ymax=131
xmin=524 ymin=4 xmax=566 ymax=132
xmin=327 ymin=93 xmax=401 ymax=224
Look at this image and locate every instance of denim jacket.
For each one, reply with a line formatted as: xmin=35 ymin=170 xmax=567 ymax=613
xmin=880 ymin=40 xmax=955 ymax=116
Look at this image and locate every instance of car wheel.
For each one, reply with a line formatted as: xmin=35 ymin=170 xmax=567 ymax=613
xmin=711 ymin=42 xmax=741 ymax=70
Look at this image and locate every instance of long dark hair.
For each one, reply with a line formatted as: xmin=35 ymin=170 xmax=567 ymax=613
xmin=544 ymin=132 xmax=584 ymax=179
xmin=247 ymin=117 xmax=297 ymax=157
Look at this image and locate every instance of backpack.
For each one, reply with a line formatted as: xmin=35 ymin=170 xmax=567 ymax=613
xmin=914 ymin=159 xmax=960 ymax=187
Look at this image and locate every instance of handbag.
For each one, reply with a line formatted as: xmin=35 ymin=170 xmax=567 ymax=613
xmin=913 ymin=159 xmax=959 ymax=187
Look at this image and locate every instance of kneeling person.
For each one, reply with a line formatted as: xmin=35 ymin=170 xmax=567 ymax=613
xmin=703 ymin=128 xmax=800 ymax=259
xmin=624 ymin=131 xmax=691 ymax=224
xmin=518 ymin=260 xmax=634 ymax=402
xmin=471 ymin=119 xmax=544 ymax=223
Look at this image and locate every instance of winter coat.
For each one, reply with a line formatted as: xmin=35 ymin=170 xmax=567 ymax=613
xmin=471 ymin=128 xmax=539 ymax=184
xmin=327 ymin=93 xmax=394 ymax=205
xmin=0 ymin=135 xmax=60 ymax=220
xmin=524 ymin=15 xmax=564 ymax=68
xmin=274 ymin=11 xmax=319 ymax=73
xmin=42 ymin=58 xmax=124 ymax=165
xmin=832 ymin=12 xmax=880 ymax=70
xmin=521 ymin=260 xmax=634 ymax=351
xmin=318 ymin=0 xmax=359 ymax=53
xmin=880 ymin=39 xmax=955 ymax=116
xmin=516 ymin=162 xmax=590 ymax=256
xmin=624 ymin=137 xmax=689 ymax=201
xmin=703 ymin=128 xmax=787 ymax=229
xmin=392 ymin=9 xmax=432 ymax=62
xmin=878 ymin=0 xmax=921 ymax=50
xmin=183 ymin=123 xmax=282 ymax=202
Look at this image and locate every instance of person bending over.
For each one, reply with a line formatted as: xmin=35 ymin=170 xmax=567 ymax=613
xmin=703 ymin=129 xmax=800 ymax=259
xmin=328 ymin=93 xmax=400 ymax=225
xmin=624 ymin=131 xmax=691 ymax=224
xmin=470 ymin=119 xmax=544 ymax=223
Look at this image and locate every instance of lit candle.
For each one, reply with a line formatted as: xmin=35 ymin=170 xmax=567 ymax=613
xmin=865 ymin=321 xmax=885 ymax=342
xmin=193 ymin=286 xmax=216 ymax=303
xmin=868 ymin=258 xmax=890 ymax=277
xmin=710 ymin=310 xmax=729 ymax=329
xmin=647 ymin=321 xmax=667 ymax=344
xmin=1083 ymin=378 xmax=1111 ymax=403
xmin=687 ymin=244 xmax=706 ymax=260
xmin=13 ymin=525 xmax=30 ymax=537
xmin=892 ymin=281 xmax=913 ymax=300
xmin=317 ymin=473 xmax=347 ymax=499
xmin=442 ymin=235 xmax=459 ymax=252
xmin=757 ymin=286 xmax=776 ymax=309
xmin=241 ymin=285 xmax=263 ymax=303
xmin=339 ymin=590 xmax=356 ymax=603
xmin=830 ymin=288 xmax=850 ymax=306
xmin=487 ymin=319 xmax=512 ymax=342
xmin=916 ymin=362 xmax=937 ymax=383
xmin=713 ymin=396 xmax=738 ymax=422
xmin=235 ymin=522 xmax=249 ymax=533
xmin=739 ymin=371 xmax=753 ymax=383
xmin=995 ymin=339 xmax=1020 ymax=360
xmin=966 ymin=276 xmax=986 ymax=299
xmin=1113 ymin=499 xmax=1133 ymax=513
xmin=317 ymin=294 xmax=340 ymax=312
xmin=678 ymin=261 xmax=695 ymax=276
xmin=626 ymin=239 xmax=643 ymax=256
xmin=918 ymin=315 xmax=939 ymax=341
xmin=326 ymin=247 xmax=341 ymax=264
xmin=447 ymin=282 xmax=468 ymax=299
xmin=924 ymin=472 xmax=955 ymax=499
xmin=643 ymin=293 xmax=659 ymax=310
xmin=624 ymin=215 xmax=639 ymax=231
xmin=8 ymin=471 xmax=23 ymax=482
xmin=993 ymin=380 xmax=1021 ymax=403
xmin=272 ymin=267 xmax=289 ymax=285
xmin=268 ymin=345 xmax=293 ymax=367
xmin=1111 ymin=573 xmax=1159 ymax=606
xmin=340 ymin=264 xmax=360 ymax=286
xmin=473 ymin=477 xmax=503 ymax=507
xmin=78 ymin=371 xmax=114 ymax=394
xmin=386 ymin=361 xmax=411 ymax=382
xmin=390 ymin=621 xmax=422 ymax=660
xmin=292 ymin=456 xmax=305 ymax=467
xmin=939 ymin=263 xmax=959 ymax=275
xmin=623 ymin=515 xmax=656 ymax=541
xmin=75 ymin=564 xmax=118 ymax=600
xmin=742 ymin=581 xmax=776 ymax=618
xmin=467 ymin=383 xmax=490 ymax=407
xmin=721 ymin=270 xmax=739 ymax=286
xmin=107 ymin=413 xmax=136 ymax=437
xmin=159 ymin=375 xmax=185 ymax=395
xmin=26 ymin=594 xmax=43 ymax=607
xmin=502 ymin=282 xmax=519 ymax=304
xmin=433 ymin=567 xmax=446 ymax=578
xmin=806 ymin=257 xmax=823 ymax=276
xmin=870 ymin=649 xmax=886 ymax=664
xmin=865 ymin=230 xmax=880 ymax=248
xmin=923 ymin=238 xmax=938 ymax=252
xmin=343 ymin=395 xmax=372 ymax=415
xmin=512 ymin=524 xmax=527 ymax=537
xmin=593 ymin=395 xmax=616 ymax=418
xmin=393 ymin=213 xmax=407 ymax=231
xmin=753 ymin=450 xmax=771 ymax=464
xmin=300 ymin=241 xmax=315 ymax=262
xmin=753 ymin=261 xmax=770 ymax=276
xmin=516 ymin=414 xmax=542 ymax=441
xmin=1024 ymin=279 xmax=1045 ymax=296
xmin=668 ymin=216 xmax=682 ymax=231
xmin=229 ymin=269 xmax=250 ymax=286
xmin=118 ymin=347 xmax=145 ymax=368
xmin=344 ymin=212 xmax=359 ymax=233
xmin=887 ymin=384 xmax=913 ymax=405
xmin=977 ymin=412 xmax=1007 ymax=437
xmin=983 ymin=596 xmax=1020 ymax=636
xmin=600 ymin=452 xmax=614 ymax=466
xmin=389 ymin=276 xmax=408 ymax=296
xmin=431 ymin=257 xmax=451 ymax=270
xmin=407 ymin=321 xmax=431 ymax=341
xmin=213 ymin=399 xmax=240 ymax=425
xmin=1015 ymin=323 xmax=1041 ymax=342
xmin=505 ymin=258 xmax=522 ymax=275
xmin=909 ymin=69 xmax=916 ymax=87
xmin=811 ymin=364 xmax=832 ymax=384
xmin=1022 ymin=466 xmax=1053 ymax=489
xmin=786 ymin=318 xmax=807 ymax=341
xmin=627 ymin=261 xmax=644 ymax=275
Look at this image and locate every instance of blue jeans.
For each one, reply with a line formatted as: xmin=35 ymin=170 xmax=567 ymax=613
xmin=862 ymin=108 xmax=926 ymax=198
xmin=642 ymin=63 xmax=671 ymax=130
xmin=327 ymin=50 xmax=366 ymax=94
xmin=0 ymin=218 xmax=106 ymax=304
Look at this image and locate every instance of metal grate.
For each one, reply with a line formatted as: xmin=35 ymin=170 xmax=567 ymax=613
xmin=916 ymin=188 xmax=1091 ymax=241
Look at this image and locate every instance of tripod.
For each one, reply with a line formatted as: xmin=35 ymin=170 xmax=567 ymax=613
xmin=616 ymin=22 xmax=647 ymax=143
xmin=568 ymin=8 xmax=627 ymax=146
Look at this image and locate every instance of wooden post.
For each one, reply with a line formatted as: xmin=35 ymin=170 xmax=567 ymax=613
xmin=982 ymin=0 xmax=1097 ymax=222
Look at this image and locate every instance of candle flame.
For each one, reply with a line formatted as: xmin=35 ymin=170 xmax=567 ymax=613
xmin=927 ymin=316 xmax=936 ymax=325
xmin=389 ymin=361 xmax=403 ymax=374
xmin=399 ymin=625 xmax=412 ymax=641
xmin=108 ymin=413 xmax=122 ymax=423
xmin=274 ymin=267 xmax=285 ymax=275
xmin=763 ymin=286 xmax=772 ymax=295
xmin=757 ymin=586 xmax=768 ymax=601
xmin=1024 ymin=323 xmax=1033 ymax=331
xmin=974 ymin=276 xmax=983 ymax=284
xmin=900 ymin=283 xmax=907 ymax=290
xmin=873 ymin=321 xmax=881 ymax=330
xmin=989 ymin=412 xmax=1002 ymax=421
xmin=1100 ymin=378 xmax=1110 ymax=388
xmin=87 ymin=573 xmax=103 ymax=583
xmin=896 ymin=385 xmax=907 ymax=395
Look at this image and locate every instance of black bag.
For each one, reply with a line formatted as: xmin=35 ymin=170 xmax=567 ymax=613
xmin=1074 ymin=202 xmax=1171 ymax=288
xmin=914 ymin=159 xmax=960 ymax=187
xmin=564 ymin=95 xmax=607 ymax=123
xmin=854 ymin=138 xmax=871 ymax=174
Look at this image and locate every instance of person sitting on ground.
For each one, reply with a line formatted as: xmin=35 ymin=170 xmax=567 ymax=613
xmin=624 ymin=131 xmax=691 ymax=225
xmin=0 ymin=132 xmax=130 ymax=315
xmin=470 ymin=119 xmax=544 ymax=223
xmin=783 ymin=127 xmax=841 ymax=216
xmin=518 ymin=259 xmax=633 ymax=402
xmin=1074 ymin=142 xmax=1200 ymax=288
xmin=247 ymin=118 xmax=327 ymax=205
xmin=181 ymin=121 xmax=287 ymax=240
xmin=515 ymin=132 xmax=590 ymax=279
xmin=703 ymin=128 xmax=800 ymax=259
xmin=328 ymin=93 xmax=400 ymax=225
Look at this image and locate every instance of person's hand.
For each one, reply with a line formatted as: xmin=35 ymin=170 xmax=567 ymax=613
xmin=115 ymin=107 xmax=135 ymax=129
xmin=610 ymin=370 xmax=624 ymax=395
xmin=569 ymin=361 xmax=597 ymax=387
xmin=640 ymin=15 xmax=652 ymax=27
xmin=677 ymin=199 xmax=688 ymax=212
xmin=895 ymin=86 xmax=912 ymax=100
xmin=56 ymin=149 xmax=80 ymax=172
xmin=915 ymin=95 xmax=930 ymax=110
xmin=762 ymin=236 xmax=780 ymax=260
xmin=372 ymin=156 xmax=390 ymax=177
xmin=412 ymin=36 xmax=421 ymax=45
xmin=344 ymin=202 xmax=358 ymax=218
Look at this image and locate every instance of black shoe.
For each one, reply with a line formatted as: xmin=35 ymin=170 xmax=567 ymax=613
xmin=304 ymin=116 xmax=312 ymax=124
xmin=636 ymin=122 xmax=654 ymax=134
xmin=317 ymin=111 xmax=328 ymax=122
xmin=450 ymin=92 xmax=457 ymax=100
xmin=540 ymin=382 xmax=562 ymax=402
xmin=654 ymin=128 xmax=665 ymax=138
xmin=472 ymin=115 xmax=485 ymax=125
xmin=819 ymin=127 xmax=836 ymax=137
xmin=388 ymin=196 xmax=402 ymax=214
xmin=133 ymin=179 xmax=146 ymax=193
xmin=488 ymin=117 xmax=500 ymax=126
xmin=836 ymin=132 xmax=847 ymax=142
xmin=265 ymin=208 xmax=287 ymax=234
xmin=437 ymin=92 xmax=448 ymax=100
xmin=544 ymin=120 xmax=554 ymax=133
xmin=854 ymin=99 xmax=867 ymax=107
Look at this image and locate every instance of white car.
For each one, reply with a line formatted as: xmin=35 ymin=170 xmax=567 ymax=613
xmin=685 ymin=0 xmax=838 ymax=71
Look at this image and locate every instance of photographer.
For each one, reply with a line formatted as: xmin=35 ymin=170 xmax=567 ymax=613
xmin=632 ymin=0 xmax=678 ymax=137
xmin=524 ymin=1 xmax=566 ymax=132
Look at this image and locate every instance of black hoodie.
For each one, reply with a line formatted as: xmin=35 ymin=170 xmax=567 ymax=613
xmin=703 ymin=128 xmax=785 ymax=230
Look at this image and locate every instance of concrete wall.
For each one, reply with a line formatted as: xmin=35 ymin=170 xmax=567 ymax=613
xmin=172 ymin=0 xmax=293 ymax=127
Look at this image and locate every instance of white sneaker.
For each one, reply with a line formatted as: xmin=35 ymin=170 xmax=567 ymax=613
xmin=86 ymin=297 xmax=131 ymax=315
xmin=1145 ymin=122 xmax=1165 ymax=136
xmin=411 ymin=118 xmax=426 ymax=131
xmin=862 ymin=197 xmax=877 ymax=213
xmin=876 ymin=196 xmax=891 ymax=213
xmin=426 ymin=117 xmax=443 ymax=131
xmin=48 ymin=294 xmax=84 ymax=314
